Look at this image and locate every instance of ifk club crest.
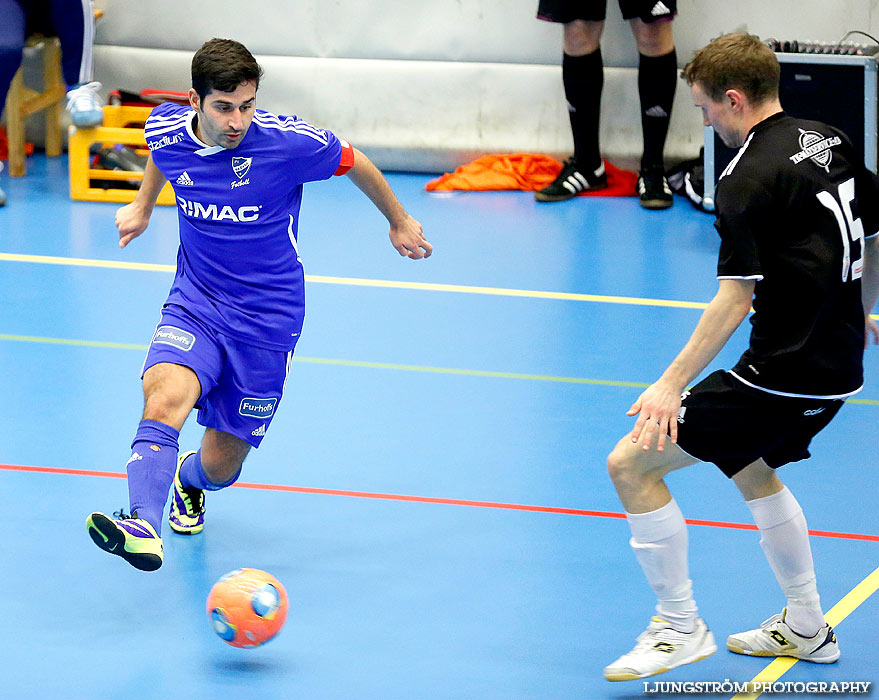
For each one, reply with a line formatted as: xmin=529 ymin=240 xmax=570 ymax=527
xmin=232 ymin=156 xmax=252 ymax=179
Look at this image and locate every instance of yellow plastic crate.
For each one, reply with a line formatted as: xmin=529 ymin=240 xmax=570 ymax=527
xmin=68 ymin=105 xmax=176 ymax=205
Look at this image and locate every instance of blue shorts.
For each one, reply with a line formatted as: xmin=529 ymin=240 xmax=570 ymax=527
xmin=142 ymin=304 xmax=295 ymax=447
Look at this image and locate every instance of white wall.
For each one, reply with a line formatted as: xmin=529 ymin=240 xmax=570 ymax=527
xmin=78 ymin=0 xmax=879 ymax=171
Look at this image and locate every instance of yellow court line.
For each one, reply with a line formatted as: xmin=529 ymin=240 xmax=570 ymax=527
xmin=3 ymin=332 xmax=879 ymax=403
xmin=0 ymin=251 xmax=707 ymax=309
xmin=731 ymin=564 xmax=879 ymax=700
xmin=0 ymin=252 xmax=176 ymax=273
xmin=304 ymin=273 xmax=710 ymax=309
xmin=6 ymin=251 xmax=879 ymax=322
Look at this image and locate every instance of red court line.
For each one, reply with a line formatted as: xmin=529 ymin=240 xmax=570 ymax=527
xmin=4 ymin=462 xmax=878 ymax=542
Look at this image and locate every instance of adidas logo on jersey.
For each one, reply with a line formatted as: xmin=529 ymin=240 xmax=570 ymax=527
xmin=176 ymin=171 xmax=195 ymax=186
xmin=645 ymin=105 xmax=668 ymax=118
xmin=651 ymin=1 xmax=671 ymax=15
xmin=251 ymin=424 xmax=267 ymax=437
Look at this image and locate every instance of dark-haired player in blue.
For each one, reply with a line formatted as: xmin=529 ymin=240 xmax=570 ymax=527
xmin=86 ymin=38 xmax=432 ymax=571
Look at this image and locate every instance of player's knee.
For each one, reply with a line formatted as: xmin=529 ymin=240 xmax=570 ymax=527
xmin=606 ymin=445 xmax=635 ymax=486
xmin=142 ymin=390 xmax=192 ymax=425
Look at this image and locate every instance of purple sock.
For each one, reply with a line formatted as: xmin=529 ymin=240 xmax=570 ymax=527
xmin=126 ymin=419 xmax=180 ymax=534
xmin=179 ymin=450 xmax=241 ymax=491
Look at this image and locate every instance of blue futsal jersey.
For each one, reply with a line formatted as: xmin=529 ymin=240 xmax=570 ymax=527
xmin=144 ymin=102 xmax=354 ymax=351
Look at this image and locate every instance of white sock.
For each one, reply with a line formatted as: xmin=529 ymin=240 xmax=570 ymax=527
xmin=746 ymin=487 xmax=825 ymax=636
xmin=626 ymin=498 xmax=698 ymax=633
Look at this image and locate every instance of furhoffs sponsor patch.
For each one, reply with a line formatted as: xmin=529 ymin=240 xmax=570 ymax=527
xmin=152 ymin=326 xmax=196 ymax=351
xmin=239 ymin=397 xmax=278 ymax=418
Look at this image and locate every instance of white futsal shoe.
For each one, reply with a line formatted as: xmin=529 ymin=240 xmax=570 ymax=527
xmin=727 ymin=609 xmax=839 ymax=663
xmin=604 ymin=616 xmax=716 ymax=681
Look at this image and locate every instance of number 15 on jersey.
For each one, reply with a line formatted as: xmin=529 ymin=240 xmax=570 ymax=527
xmin=816 ymin=177 xmax=864 ymax=282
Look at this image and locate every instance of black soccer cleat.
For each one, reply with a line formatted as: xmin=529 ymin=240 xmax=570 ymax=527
xmin=536 ymin=157 xmax=608 ymax=202
xmin=637 ymin=165 xmax=674 ymax=210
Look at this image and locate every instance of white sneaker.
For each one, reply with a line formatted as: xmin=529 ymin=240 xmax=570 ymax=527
xmin=66 ymin=81 xmax=104 ymax=127
xmin=727 ymin=608 xmax=839 ymax=663
xmin=604 ymin=616 xmax=717 ymax=681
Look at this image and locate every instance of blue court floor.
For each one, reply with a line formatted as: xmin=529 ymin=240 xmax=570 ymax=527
xmin=0 ymin=154 xmax=877 ymax=700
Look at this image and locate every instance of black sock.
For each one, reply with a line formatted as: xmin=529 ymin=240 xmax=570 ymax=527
xmin=638 ymin=48 xmax=677 ymax=170
xmin=563 ymin=49 xmax=603 ymax=172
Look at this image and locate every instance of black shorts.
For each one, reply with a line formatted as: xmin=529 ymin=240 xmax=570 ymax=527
xmin=537 ymin=0 xmax=677 ymax=24
xmin=675 ymin=370 xmax=844 ymax=478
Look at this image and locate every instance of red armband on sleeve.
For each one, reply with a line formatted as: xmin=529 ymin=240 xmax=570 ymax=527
xmin=334 ymin=139 xmax=355 ymax=175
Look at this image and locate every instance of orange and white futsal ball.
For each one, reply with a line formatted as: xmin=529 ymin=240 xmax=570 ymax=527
xmin=206 ymin=568 xmax=289 ymax=648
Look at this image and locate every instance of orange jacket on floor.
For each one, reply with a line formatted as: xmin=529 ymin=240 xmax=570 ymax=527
xmin=425 ymin=154 xmax=637 ymax=197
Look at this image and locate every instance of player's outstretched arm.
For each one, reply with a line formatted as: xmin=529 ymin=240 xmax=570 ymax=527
xmin=346 ymin=148 xmax=432 ymax=259
xmin=115 ymin=154 xmax=167 ymax=248
xmin=629 ymin=278 xmax=754 ymax=451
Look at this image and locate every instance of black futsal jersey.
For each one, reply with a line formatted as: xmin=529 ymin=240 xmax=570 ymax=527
xmin=715 ymin=112 xmax=879 ymax=398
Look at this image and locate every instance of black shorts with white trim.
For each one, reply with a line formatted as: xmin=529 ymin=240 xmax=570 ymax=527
xmin=536 ymin=0 xmax=676 ymax=24
xmin=675 ymin=370 xmax=843 ymax=478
